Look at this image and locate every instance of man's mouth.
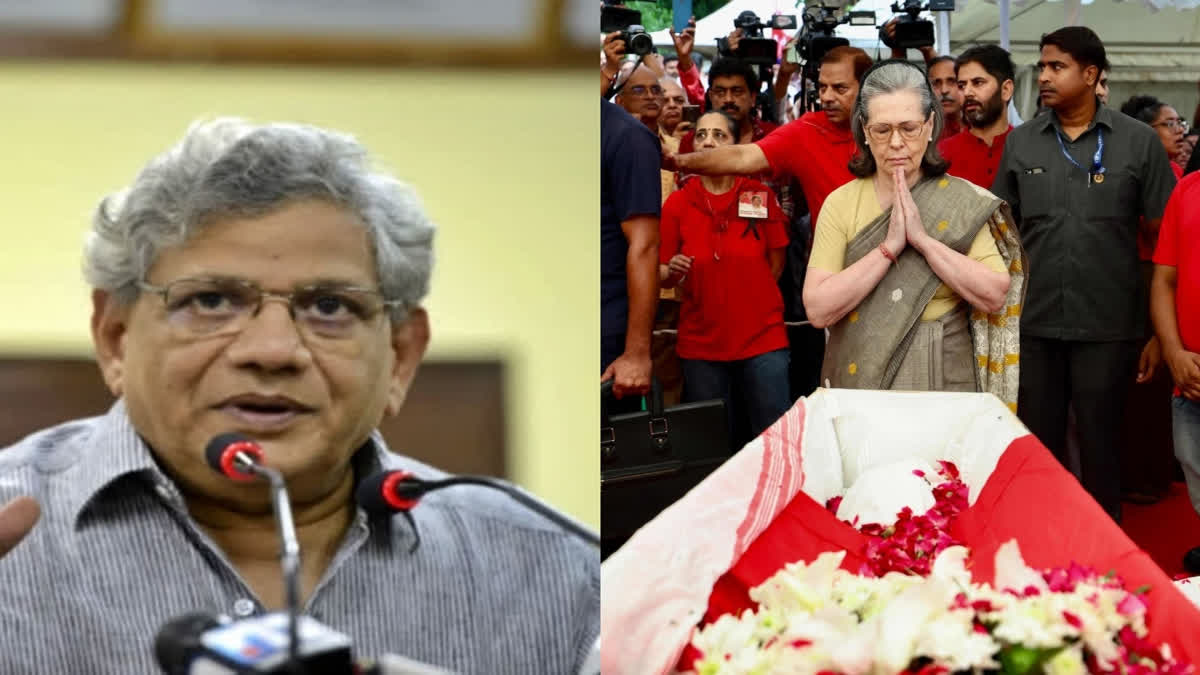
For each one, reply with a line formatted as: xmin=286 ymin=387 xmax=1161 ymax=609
xmin=218 ymin=394 xmax=313 ymax=430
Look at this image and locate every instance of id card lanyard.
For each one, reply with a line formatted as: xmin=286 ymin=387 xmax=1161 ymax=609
xmin=1055 ymin=127 xmax=1105 ymax=185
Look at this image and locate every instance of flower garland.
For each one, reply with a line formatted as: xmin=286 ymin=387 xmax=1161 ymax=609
xmin=825 ymin=460 xmax=969 ymax=578
xmin=684 ymin=461 xmax=1194 ymax=675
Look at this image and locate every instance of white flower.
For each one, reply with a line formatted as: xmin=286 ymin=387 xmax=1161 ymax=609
xmin=872 ymin=577 xmax=958 ymax=672
xmin=912 ymin=609 xmax=1000 ymax=670
xmin=993 ymin=540 xmax=1049 ymax=595
xmin=930 ymin=546 xmax=972 ymax=588
xmin=750 ymin=552 xmax=846 ymax=616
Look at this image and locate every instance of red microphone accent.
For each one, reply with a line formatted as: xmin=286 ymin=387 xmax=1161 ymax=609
xmin=220 ymin=441 xmax=264 ymax=482
xmin=381 ymin=471 xmax=420 ymax=511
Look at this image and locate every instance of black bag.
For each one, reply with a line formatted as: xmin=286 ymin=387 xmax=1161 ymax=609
xmin=600 ymin=379 xmax=729 ymax=559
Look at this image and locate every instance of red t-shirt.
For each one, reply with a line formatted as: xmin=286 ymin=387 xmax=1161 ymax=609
xmin=1140 ymin=162 xmax=1185 ymax=261
xmin=1152 ymin=171 xmax=1200 ymax=356
xmin=754 ymin=110 xmax=856 ymax=224
xmin=938 ymin=126 xmax=1013 ymax=190
xmin=660 ymin=177 xmax=789 ymax=361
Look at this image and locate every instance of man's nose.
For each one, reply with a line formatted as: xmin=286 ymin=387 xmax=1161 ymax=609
xmin=225 ymin=301 xmax=313 ymax=373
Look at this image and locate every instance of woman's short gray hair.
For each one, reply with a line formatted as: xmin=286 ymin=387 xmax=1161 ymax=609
xmin=848 ymin=60 xmax=949 ymax=178
xmin=83 ymin=117 xmax=435 ymax=322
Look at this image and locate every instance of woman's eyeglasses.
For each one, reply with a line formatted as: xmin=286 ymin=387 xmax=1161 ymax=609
xmin=865 ymin=120 xmax=927 ymax=143
xmin=1153 ymin=118 xmax=1189 ymax=133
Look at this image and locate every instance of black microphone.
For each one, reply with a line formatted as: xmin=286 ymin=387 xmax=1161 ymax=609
xmin=355 ymin=471 xmax=600 ymax=548
xmin=153 ymin=610 xmax=356 ymax=674
xmin=203 ymin=434 xmax=302 ymax=672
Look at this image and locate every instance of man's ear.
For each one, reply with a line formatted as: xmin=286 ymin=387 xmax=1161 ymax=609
xmin=1083 ymin=65 xmax=1099 ymax=88
xmin=91 ymin=290 xmax=130 ymax=398
xmin=384 ymin=307 xmax=431 ymax=417
xmin=1002 ymin=79 xmax=1015 ymax=105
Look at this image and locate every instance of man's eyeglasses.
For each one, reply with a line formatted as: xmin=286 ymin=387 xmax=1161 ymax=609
xmin=138 ymin=277 xmax=406 ymax=341
xmin=1153 ymin=118 xmax=1190 ymax=133
xmin=865 ymin=120 xmax=927 ymax=143
xmin=628 ymin=84 xmax=664 ymax=97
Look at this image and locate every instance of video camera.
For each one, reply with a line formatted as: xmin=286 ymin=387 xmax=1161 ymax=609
xmin=795 ymin=2 xmax=876 ymax=65
xmin=880 ymin=0 xmax=955 ymax=50
xmin=601 ymin=2 xmax=654 ymax=57
xmin=716 ymin=10 xmax=798 ymax=67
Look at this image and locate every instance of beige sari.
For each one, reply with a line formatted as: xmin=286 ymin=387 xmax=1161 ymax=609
xmin=819 ymin=175 xmax=1028 ymax=412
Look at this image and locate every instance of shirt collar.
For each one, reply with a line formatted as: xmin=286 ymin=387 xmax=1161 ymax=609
xmin=1038 ymin=98 xmax=1113 ymax=135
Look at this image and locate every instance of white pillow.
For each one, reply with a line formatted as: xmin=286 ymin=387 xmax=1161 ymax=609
xmin=835 ymin=457 xmax=940 ymax=528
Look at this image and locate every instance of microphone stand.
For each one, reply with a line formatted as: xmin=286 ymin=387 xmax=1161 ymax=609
xmin=234 ymin=451 xmax=302 ymax=673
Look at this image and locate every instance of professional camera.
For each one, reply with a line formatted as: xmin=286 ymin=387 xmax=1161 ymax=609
xmin=794 ymin=1 xmax=876 ymax=64
xmin=600 ymin=3 xmax=655 ymax=56
xmin=715 ymin=10 xmax=797 ymax=66
xmin=880 ymin=0 xmax=955 ymax=50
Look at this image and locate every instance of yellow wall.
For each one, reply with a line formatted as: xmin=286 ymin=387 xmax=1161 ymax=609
xmin=0 ymin=62 xmax=598 ymax=526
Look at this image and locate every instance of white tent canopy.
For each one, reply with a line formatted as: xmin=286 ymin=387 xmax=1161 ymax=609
xmin=647 ymin=0 xmax=1199 ymax=119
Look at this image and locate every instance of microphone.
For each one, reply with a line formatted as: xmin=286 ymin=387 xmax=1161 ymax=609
xmin=203 ymin=434 xmax=302 ymax=672
xmin=153 ymin=611 xmax=355 ymax=674
xmin=355 ymin=471 xmax=600 ymax=548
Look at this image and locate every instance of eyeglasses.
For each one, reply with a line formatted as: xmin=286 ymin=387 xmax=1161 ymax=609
xmin=1153 ymin=118 xmax=1189 ymax=133
xmin=628 ymin=84 xmax=664 ymax=97
xmin=138 ymin=277 xmax=407 ymax=341
xmin=865 ymin=120 xmax=928 ymax=143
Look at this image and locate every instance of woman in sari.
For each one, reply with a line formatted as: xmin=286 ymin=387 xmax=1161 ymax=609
xmin=802 ymin=60 xmax=1028 ymax=406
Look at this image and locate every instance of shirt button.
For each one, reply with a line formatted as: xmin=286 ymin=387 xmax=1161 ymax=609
xmin=233 ymin=598 xmax=256 ymax=617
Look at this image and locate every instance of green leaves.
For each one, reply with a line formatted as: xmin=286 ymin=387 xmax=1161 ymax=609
xmin=998 ymin=645 xmax=1064 ymax=675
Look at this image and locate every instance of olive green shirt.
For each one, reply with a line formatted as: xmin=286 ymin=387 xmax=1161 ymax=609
xmin=991 ymin=102 xmax=1177 ymax=341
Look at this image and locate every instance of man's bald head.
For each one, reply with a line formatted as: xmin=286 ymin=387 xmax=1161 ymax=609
xmin=615 ymin=65 xmax=663 ymax=127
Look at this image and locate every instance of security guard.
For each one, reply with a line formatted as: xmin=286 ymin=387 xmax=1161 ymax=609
xmin=992 ymin=26 xmax=1177 ymax=522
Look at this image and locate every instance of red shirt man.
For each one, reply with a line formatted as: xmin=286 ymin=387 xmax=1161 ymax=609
xmin=936 ymin=45 xmax=1017 ymax=191
xmin=756 ymin=109 xmax=856 ymax=225
xmin=660 ymin=177 xmax=789 ymax=360
xmin=939 ymin=126 xmax=1012 ymax=189
xmin=670 ymin=47 xmax=871 ymax=226
xmin=1153 ymin=172 xmax=1200 ymax=364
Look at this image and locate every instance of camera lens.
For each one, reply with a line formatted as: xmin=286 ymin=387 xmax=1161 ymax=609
xmin=629 ymin=32 xmax=654 ymax=55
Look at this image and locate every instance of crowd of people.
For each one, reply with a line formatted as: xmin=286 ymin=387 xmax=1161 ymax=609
xmin=601 ymin=14 xmax=1200 ymax=574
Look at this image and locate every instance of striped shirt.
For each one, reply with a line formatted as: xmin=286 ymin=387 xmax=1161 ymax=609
xmin=0 ymin=401 xmax=598 ymax=674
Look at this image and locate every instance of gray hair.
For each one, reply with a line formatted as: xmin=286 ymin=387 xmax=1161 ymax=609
xmin=83 ymin=117 xmax=435 ymax=322
xmin=848 ymin=61 xmax=949 ymax=178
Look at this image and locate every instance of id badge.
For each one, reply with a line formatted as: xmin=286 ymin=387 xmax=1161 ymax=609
xmin=737 ymin=191 xmax=768 ymax=219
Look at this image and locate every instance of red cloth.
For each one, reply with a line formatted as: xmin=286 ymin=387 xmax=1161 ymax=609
xmin=686 ymin=434 xmax=1200 ymax=671
xmin=660 ymin=177 xmax=789 ymax=361
xmin=1153 ymin=171 xmax=1200 ymax=354
xmin=938 ymin=126 xmax=1012 ymax=191
xmin=676 ymin=60 xmax=706 ymax=107
xmin=755 ymin=110 xmax=856 ymax=224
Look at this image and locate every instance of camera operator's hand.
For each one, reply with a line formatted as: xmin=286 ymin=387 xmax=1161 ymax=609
xmin=601 ymin=31 xmax=626 ymax=95
xmin=602 ymin=31 xmax=626 ymax=71
xmin=726 ymin=28 xmax=744 ymax=54
xmin=644 ymin=52 xmax=666 ymax=77
xmin=669 ymin=17 xmax=697 ymax=69
xmin=881 ymin=18 xmax=905 ymax=58
xmin=779 ymin=38 xmax=799 ymax=77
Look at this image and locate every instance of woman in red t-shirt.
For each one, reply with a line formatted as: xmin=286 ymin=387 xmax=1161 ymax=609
xmin=659 ymin=111 xmax=790 ymax=448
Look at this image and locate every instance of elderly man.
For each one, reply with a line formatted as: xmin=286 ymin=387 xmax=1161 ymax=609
xmin=0 ymin=119 xmax=599 ymax=673
xmin=614 ymin=65 xmax=663 ymax=131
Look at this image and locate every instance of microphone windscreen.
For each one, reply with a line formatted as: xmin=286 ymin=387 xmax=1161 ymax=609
xmin=154 ymin=611 xmax=220 ymax=674
xmin=356 ymin=470 xmax=423 ymax=514
xmin=205 ymin=432 xmax=261 ymax=480
xmin=355 ymin=471 xmax=395 ymax=514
